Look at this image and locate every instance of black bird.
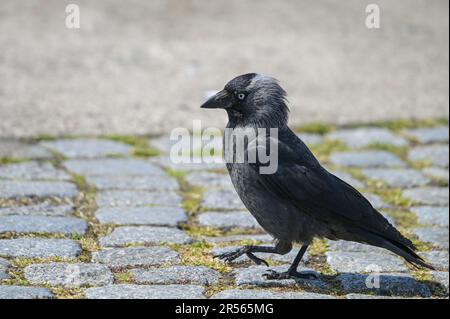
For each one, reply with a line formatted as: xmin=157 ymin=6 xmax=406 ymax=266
xmin=201 ymin=73 xmax=433 ymax=279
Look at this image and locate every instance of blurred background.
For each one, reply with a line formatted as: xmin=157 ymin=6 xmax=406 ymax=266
xmin=0 ymin=0 xmax=448 ymax=137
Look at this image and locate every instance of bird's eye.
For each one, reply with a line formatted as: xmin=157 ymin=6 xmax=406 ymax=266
xmin=236 ymin=92 xmax=246 ymax=100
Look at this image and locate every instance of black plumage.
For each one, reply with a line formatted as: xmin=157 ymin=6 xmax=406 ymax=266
xmin=201 ymin=73 xmax=433 ymax=279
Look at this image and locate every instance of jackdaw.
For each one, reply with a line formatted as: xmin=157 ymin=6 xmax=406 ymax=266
xmin=201 ymin=73 xmax=433 ymax=279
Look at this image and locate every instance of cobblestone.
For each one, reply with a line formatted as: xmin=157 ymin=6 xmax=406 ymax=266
xmin=0 ymin=286 xmax=54 ymax=299
xmin=132 ymin=266 xmax=220 ymax=285
xmin=408 ymin=145 xmax=449 ymax=167
xmin=92 ymin=246 xmax=180 ymax=269
xmin=0 ymin=162 xmax=71 ymax=181
xmin=99 ymin=226 xmax=192 ymax=247
xmin=0 ymin=239 xmax=81 ymax=259
xmin=0 ymin=181 xmax=78 ymax=199
xmin=41 ymin=139 xmax=132 ymax=158
xmin=95 ymin=207 xmax=187 ymax=227
xmin=328 ymin=128 xmax=409 ymax=148
xmin=0 ymin=216 xmax=87 ymax=235
xmin=1 ymin=124 xmax=447 ymax=299
xmin=85 ymin=284 xmax=205 ymax=299
xmin=198 ymin=211 xmax=261 ymax=230
xmin=24 ymin=263 xmax=113 ymax=287
xmin=330 ymin=151 xmax=406 ymax=168
xmin=337 ymin=273 xmax=431 ymax=297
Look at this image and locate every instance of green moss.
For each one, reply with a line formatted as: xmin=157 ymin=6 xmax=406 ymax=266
xmin=103 ymin=134 xmax=160 ymax=157
xmin=133 ymin=146 xmax=160 ymax=157
xmin=184 ymin=225 xmax=224 ymax=238
xmin=0 ymin=157 xmax=26 ymax=165
xmin=114 ymin=270 xmax=134 ymax=284
xmin=295 ymin=122 xmax=335 ymax=135
xmin=370 ymin=188 xmax=415 ymax=208
xmin=52 ymin=287 xmax=85 ymax=299
xmin=354 ymin=118 xmax=449 ymax=132
xmin=171 ymin=241 xmax=232 ymax=274
xmin=308 ymin=238 xmax=330 ymax=257
xmin=384 ymin=210 xmax=419 ymax=229
xmin=309 ymin=140 xmax=348 ymax=162
xmin=166 ymin=168 xmax=188 ymax=182
xmin=365 ymin=143 xmax=409 ymax=159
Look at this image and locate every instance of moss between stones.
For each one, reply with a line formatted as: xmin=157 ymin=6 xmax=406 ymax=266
xmin=370 ymin=188 xmax=415 ymax=208
xmin=103 ymin=134 xmax=160 ymax=158
xmin=171 ymin=241 xmax=232 ymax=274
xmin=51 ymin=287 xmax=85 ymax=299
xmin=114 ymin=270 xmax=134 ymax=284
xmin=0 ymin=157 xmax=27 ymax=165
xmin=364 ymin=143 xmax=409 ymax=159
xmin=294 ymin=122 xmax=335 ymax=135
xmin=308 ymin=139 xmax=349 ymax=163
xmin=346 ymin=118 xmax=449 ymax=132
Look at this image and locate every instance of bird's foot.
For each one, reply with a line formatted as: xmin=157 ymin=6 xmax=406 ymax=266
xmin=246 ymin=252 xmax=269 ymax=266
xmin=263 ymin=269 xmax=319 ymax=280
xmin=214 ymin=248 xmax=269 ymax=266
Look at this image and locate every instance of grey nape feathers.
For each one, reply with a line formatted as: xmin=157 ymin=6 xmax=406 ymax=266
xmin=201 ymin=73 xmax=433 ymax=280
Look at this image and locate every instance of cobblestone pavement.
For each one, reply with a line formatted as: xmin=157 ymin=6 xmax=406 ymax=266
xmin=0 ymin=121 xmax=448 ymax=299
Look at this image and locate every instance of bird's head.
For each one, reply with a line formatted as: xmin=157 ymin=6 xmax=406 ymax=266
xmin=201 ymin=73 xmax=289 ymax=128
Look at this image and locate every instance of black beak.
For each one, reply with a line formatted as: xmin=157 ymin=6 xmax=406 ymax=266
xmin=200 ymin=90 xmax=232 ymax=109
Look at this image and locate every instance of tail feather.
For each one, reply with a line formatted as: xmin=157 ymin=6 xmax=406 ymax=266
xmin=356 ymin=231 xmax=435 ymax=270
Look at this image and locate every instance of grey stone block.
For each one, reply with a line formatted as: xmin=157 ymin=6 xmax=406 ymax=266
xmin=86 ymin=175 xmax=179 ymax=191
xmin=0 ymin=203 xmax=74 ymax=217
xmin=234 ymin=265 xmax=328 ymax=290
xmin=24 ymin=263 xmax=113 ymax=287
xmin=41 ymin=139 xmax=132 ymax=158
xmin=328 ymin=128 xmax=408 ymax=148
xmin=202 ymin=188 xmax=246 ymax=210
xmin=330 ymin=151 xmax=406 ymax=168
xmin=85 ymin=284 xmax=205 ymax=299
xmin=409 ymin=145 xmax=449 ymax=167
xmin=0 ymin=181 xmax=78 ymax=199
xmin=0 ymin=238 xmax=81 ymax=258
xmin=337 ymin=273 xmax=431 ymax=297
xmin=411 ymin=206 xmax=449 ymax=227
xmin=63 ymin=158 xmax=166 ymax=176
xmin=405 ymin=126 xmax=449 ymax=144
xmin=185 ymin=171 xmax=233 ymax=189
xmin=0 ymin=162 xmax=71 ymax=181
xmin=361 ymin=168 xmax=430 ymax=188
xmin=198 ymin=211 xmax=261 ymax=230
xmin=95 ymin=207 xmax=187 ymax=227
xmin=99 ymin=226 xmax=192 ymax=247
xmin=96 ymin=190 xmax=182 ymax=207
xmin=403 ymin=187 xmax=449 ymax=206
xmin=0 ymin=286 xmax=54 ymax=299
xmin=132 ymin=266 xmax=221 ymax=285
xmin=92 ymin=246 xmax=180 ymax=269
xmin=411 ymin=227 xmax=449 ymax=249
xmin=0 ymin=216 xmax=87 ymax=235
xmin=419 ymin=251 xmax=449 ymax=271
xmin=326 ymin=251 xmax=409 ymax=273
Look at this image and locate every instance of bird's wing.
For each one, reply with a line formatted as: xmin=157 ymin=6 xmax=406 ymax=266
xmin=252 ymin=136 xmax=410 ymax=246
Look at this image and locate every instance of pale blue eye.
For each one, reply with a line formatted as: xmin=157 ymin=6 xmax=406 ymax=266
xmin=237 ymin=93 xmax=246 ymax=100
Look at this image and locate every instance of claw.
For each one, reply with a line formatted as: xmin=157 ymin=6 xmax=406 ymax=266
xmin=247 ymin=252 xmax=269 ymax=266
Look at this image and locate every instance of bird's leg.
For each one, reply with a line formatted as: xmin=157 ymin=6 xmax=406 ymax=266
xmin=214 ymin=241 xmax=292 ymax=266
xmin=263 ymin=245 xmax=318 ymax=280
